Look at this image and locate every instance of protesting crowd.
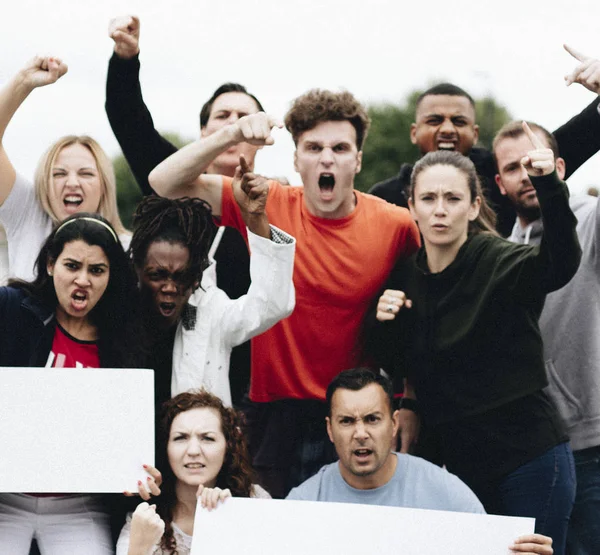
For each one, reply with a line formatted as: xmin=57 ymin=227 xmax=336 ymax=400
xmin=1 ymin=13 xmax=599 ymax=555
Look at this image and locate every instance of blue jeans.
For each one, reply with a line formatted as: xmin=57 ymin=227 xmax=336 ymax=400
xmin=478 ymin=442 xmax=576 ymax=555
xmin=567 ymin=445 xmax=600 ymax=555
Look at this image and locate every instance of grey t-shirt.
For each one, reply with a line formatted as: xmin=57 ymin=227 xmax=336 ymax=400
xmin=287 ymin=453 xmax=485 ymax=513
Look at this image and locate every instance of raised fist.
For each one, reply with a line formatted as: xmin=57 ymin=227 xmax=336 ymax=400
xmin=109 ymin=15 xmax=140 ymax=59
xmin=229 ymin=112 xmax=283 ymax=146
xmin=129 ymin=502 xmax=165 ymax=550
xmin=20 ymin=56 xmax=68 ymax=90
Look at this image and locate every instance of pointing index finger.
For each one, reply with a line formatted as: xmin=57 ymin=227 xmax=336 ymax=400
xmin=564 ymin=43 xmax=589 ymax=63
xmin=239 ymin=154 xmax=250 ymax=175
xmin=522 ymin=121 xmax=545 ymax=150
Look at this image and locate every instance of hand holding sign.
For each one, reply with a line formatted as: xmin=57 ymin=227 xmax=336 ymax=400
xmin=124 ymin=463 xmax=162 ymax=500
xmin=520 ymin=122 xmax=555 ymax=177
xmin=564 ymin=44 xmax=600 ymax=94
xmin=509 ymin=534 xmax=553 ymax=554
xmin=197 ymin=484 xmax=232 ymax=511
xmin=109 ymin=15 xmax=141 ymax=60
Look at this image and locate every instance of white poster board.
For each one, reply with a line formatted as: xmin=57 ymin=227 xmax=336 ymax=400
xmin=192 ymin=498 xmax=535 ymax=555
xmin=0 ymin=368 xmax=154 ymax=493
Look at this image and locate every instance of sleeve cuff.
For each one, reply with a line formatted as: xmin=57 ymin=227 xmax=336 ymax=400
xmin=247 ymin=225 xmax=294 ymax=246
xmin=269 ymin=225 xmax=294 ymax=244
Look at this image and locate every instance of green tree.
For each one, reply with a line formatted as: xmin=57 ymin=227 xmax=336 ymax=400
xmin=354 ymin=90 xmax=512 ymax=193
xmin=114 ymin=132 xmax=191 ymax=228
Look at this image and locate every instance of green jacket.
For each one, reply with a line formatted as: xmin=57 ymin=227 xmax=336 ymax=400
xmin=375 ymin=172 xmax=581 ymax=426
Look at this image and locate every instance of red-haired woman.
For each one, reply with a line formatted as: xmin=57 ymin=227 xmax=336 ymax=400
xmin=116 ymin=391 xmax=269 ymax=555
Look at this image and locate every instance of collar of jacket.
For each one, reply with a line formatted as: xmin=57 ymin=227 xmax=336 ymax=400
xmin=414 ymin=234 xmax=479 ymax=279
xmin=21 ymin=293 xmax=55 ymax=327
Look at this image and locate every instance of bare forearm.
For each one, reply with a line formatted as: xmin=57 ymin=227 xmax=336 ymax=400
xmin=149 ymin=125 xmax=238 ymax=196
xmin=244 ymin=213 xmax=271 ymax=239
xmin=0 ymin=73 xmax=33 ymax=143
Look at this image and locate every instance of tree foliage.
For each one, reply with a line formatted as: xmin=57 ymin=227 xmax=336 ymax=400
xmin=114 ymin=132 xmax=191 ymax=228
xmin=354 ymin=90 xmax=512 ymax=193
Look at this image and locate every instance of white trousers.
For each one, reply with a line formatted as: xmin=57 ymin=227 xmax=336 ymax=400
xmin=0 ymin=493 xmax=113 ymax=555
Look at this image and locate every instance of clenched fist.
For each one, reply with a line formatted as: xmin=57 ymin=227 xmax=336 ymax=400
xmin=109 ymin=15 xmax=140 ymax=59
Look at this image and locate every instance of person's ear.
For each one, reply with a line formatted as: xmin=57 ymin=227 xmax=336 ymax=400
xmin=408 ymin=197 xmax=417 ymax=221
xmin=472 ymin=123 xmax=480 ymax=144
xmin=495 ymin=174 xmax=507 ymax=196
xmin=47 ymin=260 xmax=55 ymax=277
xmin=555 ymin=157 xmax=566 ymax=180
xmin=468 ymin=196 xmax=482 ymax=221
xmin=293 ymin=150 xmax=299 ymax=173
xmin=355 ymin=150 xmax=362 ymax=174
xmin=410 ymin=123 xmax=418 ymax=145
xmin=391 ymin=409 xmax=400 ymax=439
xmin=326 ymin=416 xmax=334 ymax=444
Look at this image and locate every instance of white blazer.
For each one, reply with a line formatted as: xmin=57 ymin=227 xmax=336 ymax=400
xmin=171 ymin=225 xmax=296 ymax=405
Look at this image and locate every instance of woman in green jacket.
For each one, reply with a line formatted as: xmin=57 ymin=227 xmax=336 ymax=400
xmin=373 ymin=124 xmax=579 ymax=555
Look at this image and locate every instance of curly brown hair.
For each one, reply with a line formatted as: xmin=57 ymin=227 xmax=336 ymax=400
xmin=156 ymin=390 xmax=256 ymax=553
xmin=284 ymin=89 xmax=371 ymax=149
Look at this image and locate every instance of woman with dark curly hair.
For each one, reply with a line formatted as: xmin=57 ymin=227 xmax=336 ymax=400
xmin=116 ymin=390 xmax=269 ymax=555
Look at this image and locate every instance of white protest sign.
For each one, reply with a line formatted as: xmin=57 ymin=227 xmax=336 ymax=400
xmin=0 ymin=368 xmax=154 ymax=493
xmin=192 ymin=498 xmax=535 ymax=555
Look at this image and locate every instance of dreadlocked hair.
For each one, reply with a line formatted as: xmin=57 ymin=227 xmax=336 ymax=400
xmin=130 ymin=196 xmax=215 ymax=284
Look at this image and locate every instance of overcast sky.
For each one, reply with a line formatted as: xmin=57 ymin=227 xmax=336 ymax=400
xmin=1 ymin=0 xmax=599 ymax=194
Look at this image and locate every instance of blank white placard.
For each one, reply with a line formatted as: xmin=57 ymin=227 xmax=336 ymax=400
xmin=192 ymin=498 xmax=535 ymax=555
xmin=0 ymin=367 xmax=154 ymax=493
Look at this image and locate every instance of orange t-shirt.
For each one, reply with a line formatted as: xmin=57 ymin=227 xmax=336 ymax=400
xmin=220 ymin=179 xmax=420 ymax=402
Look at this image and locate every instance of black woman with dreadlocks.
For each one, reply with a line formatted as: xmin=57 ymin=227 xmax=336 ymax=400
xmin=129 ymin=159 xmax=296 ymax=411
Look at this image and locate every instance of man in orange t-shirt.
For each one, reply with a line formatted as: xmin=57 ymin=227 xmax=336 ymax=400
xmin=150 ymin=89 xmax=420 ymax=497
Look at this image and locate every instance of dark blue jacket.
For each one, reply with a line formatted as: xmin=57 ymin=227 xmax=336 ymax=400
xmin=0 ymin=286 xmax=56 ymax=367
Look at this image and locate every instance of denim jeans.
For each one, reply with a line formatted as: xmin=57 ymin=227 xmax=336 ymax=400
xmin=567 ymin=445 xmax=600 ymax=555
xmin=478 ymin=442 xmax=576 ymax=555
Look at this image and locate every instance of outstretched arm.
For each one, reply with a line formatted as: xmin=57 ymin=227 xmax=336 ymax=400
xmin=218 ymin=156 xmax=295 ymax=347
xmin=555 ymin=44 xmax=600 ymax=179
xmin=0 ymin=56 xmax=68 ymax=206
xmin=149 ymin=112 xmax=282 ymax=210
xmin=106 ymin=15 xmax=177 ymax=195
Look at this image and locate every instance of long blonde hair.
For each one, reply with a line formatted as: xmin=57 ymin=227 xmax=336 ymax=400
xmin=34 ymin=135 xmax=127 ymax=235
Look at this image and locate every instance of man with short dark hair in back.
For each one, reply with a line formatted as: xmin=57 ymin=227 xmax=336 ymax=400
xmin=369 ymin=46 xmax=600 ymax=236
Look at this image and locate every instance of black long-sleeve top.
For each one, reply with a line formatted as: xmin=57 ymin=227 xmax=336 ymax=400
xmin=105 ymin=53 xmax=252 ymax=405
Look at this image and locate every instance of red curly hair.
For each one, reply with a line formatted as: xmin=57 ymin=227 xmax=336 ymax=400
xmin=156 ymin=390 xmax=256 ymax=553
